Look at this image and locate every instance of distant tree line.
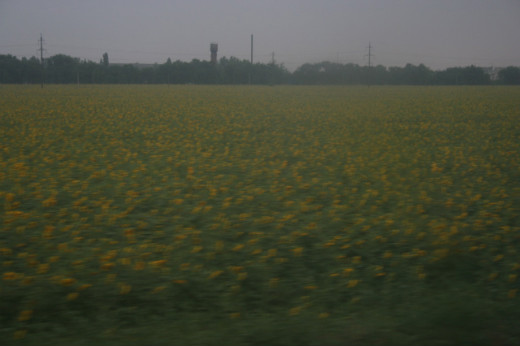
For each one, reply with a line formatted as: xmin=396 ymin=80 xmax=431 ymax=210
xmin=292 ymin=62 xmax=520 ymax=85
xmin=1 ymin=53 xmax=519 ymax=85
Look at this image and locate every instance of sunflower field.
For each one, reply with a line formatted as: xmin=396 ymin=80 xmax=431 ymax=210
xmin=1 ymin=85 xmax=519 ymax=345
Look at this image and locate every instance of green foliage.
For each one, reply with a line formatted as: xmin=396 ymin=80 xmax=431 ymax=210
xmin=102 ymin=53 xmax=109 ymax=68
xmin=0 ymin=53 xmax=510 ymax=85
xmin=498 ymin=66 xmax=520 ymax=85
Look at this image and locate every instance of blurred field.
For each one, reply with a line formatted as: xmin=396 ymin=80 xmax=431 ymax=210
xmin=1 ymin=85 xmax=519 ymax=345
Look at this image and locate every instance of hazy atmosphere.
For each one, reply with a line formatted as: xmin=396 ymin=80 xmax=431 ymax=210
xmin=1 ymin=0 xmax=519 ymax=70
xmin=2 ymin=2 xmax=520 ymax=345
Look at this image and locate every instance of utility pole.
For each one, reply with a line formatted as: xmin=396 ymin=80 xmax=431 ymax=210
xmin=367 ymin=42 xmax=372 ymax=68
xmin=249 ymin=34 xmax=253 ymax=85
xmin=364 ymin=42 xmax=374 ymax=86
xmin=251 ymin=34 xmax=254 ymax=64
xmin=39 ymin=34 xmax=45 ymax=88
xmin=271 ymin=52 xmax=275 ymax=65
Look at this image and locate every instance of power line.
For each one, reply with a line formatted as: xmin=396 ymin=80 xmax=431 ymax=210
xmin=0 ymin=43 xmax=34 ymax=48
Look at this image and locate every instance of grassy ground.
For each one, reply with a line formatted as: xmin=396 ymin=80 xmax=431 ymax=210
xmin=1 ymin=85 xmax=519 ymax=345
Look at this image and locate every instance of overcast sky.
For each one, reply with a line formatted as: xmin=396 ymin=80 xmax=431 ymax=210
xmin=1 ymin=0 xmax=519 ymax=70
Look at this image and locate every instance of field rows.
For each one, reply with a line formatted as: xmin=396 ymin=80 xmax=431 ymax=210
xmin=1 ymin=85 xmax=519 ymax=345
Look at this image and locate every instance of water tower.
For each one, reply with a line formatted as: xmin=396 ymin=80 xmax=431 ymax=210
xmin=210 ymin=43 xmax=218 ymax=64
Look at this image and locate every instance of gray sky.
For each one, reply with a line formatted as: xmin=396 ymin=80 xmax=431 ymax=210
xmin=1 ymin=0 xmax=519 ymax=70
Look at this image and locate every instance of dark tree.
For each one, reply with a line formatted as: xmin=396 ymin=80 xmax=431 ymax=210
xmin=46 ymin=54 xmax=80 ymax=83
xmin=0 ymin=54 xmax=23 ymax=83
xmin=498 ymin=66 xmax=520 ymax=85
xmin=0 ymin=52 xmax=516 ymax=85
xmin=102 ymin=52 xmax=109 ymax=67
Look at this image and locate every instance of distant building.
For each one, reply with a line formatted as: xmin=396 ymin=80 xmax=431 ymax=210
xmin=210 ymin=43 xmax=218 ymax=65
xmin=482 ymin=67 xmax=503 ymax=81
xmin=110 ymin=62 xmax=156 ymax=70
